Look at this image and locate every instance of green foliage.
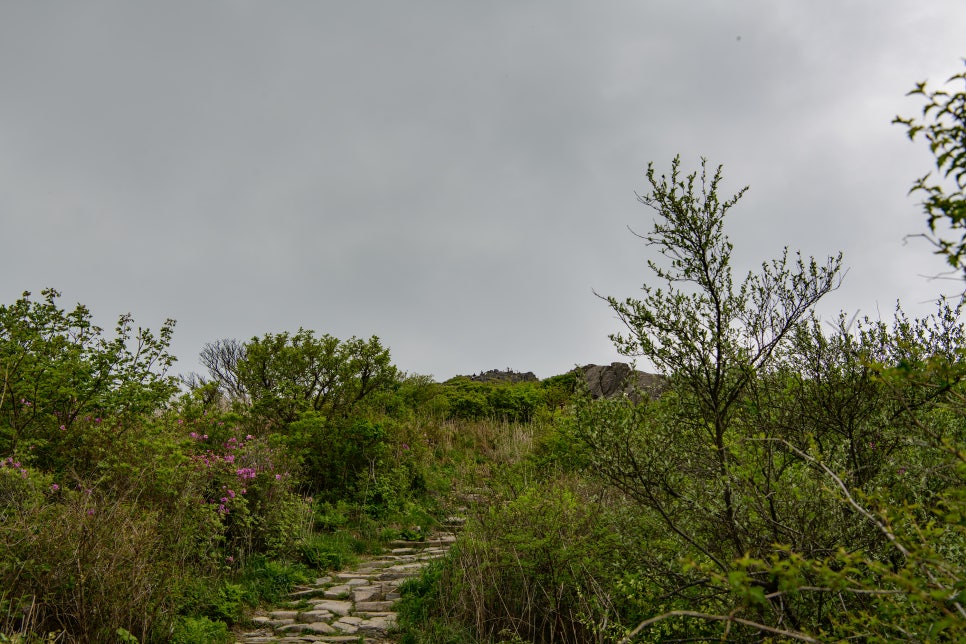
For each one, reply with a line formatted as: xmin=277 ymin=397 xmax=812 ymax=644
xmin=604 ymin=156 xmax=842 ymax=424
xmin=0 ymin=288 xmax=177 ymax=459
xmin=0 ymin=466 xmax=197 ymax=641
xmin=287 ymin=414 xmax=391 ymax=498
xmin=407 ymin=474 xmax=626 ymax=644
xmin=232 ymin=329 xmax=397 ymax=427
xmin=169 ymin=616 xmax=232 ymax=644
xmin=396 ymin=559 xmax=475 ymax=644
xmin=298 ymin=532 xmax=359 ymax=571
xmin=894 ymin=59 xmax=966 ymax=273
xmin=573 ymin=155 xmax=966 ymax=641
xmin=592 ymin=154 xmax=843 ymax=575
xmin=235 ymin=556 xmax=311 ymax=605
xmin=438 ymin=378 xmax=555 ymax=423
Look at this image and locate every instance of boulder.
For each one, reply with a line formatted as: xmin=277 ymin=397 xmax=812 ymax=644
xmin=580 ymin=362 xmax=665 ymax=401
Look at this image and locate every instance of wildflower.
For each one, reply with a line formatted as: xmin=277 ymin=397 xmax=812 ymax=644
xmin=275 ymin=473 xmax=282 ymax=480
xmin=60 ymin=425 xmax=66 ymax=431
xmin=226 ymin=555 xmax=234 ymax=563
xmin=87 ymin=509 xmax=95 ymax=516
xmin=51 ymin=484 xmax=59 ymax=492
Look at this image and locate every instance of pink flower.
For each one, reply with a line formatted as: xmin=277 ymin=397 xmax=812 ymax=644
xmin=275 ymin=473 xmax=282 ymax=480
xmin=60 ymin=425 xmax=66 ymax=431
xmin=51 ymin=484 xmax=59 ymax=491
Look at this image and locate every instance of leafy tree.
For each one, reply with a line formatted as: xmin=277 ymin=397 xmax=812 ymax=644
xmin=894 ymin=59 xmax=966 ymax=274
xmin=0 ymin=288 xmax=177 ymax=456
xmin=212 ymin=328 xmax=397 ymax=428
xmin=578 ymin=156 xmax=966 ymax=641
xmin=572 ymin=157 xmax=857 ymax=639
xmin=595 ymin=156 xmax=842 ymax=557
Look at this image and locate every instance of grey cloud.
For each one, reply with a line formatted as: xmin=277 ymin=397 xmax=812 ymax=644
xmin=2 ymin=1 xmax=964 ymax=380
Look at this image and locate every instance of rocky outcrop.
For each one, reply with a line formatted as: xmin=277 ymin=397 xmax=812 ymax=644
xmin=580 ymin=362 xmax=665 ymax=401
xmin=461 ymin=369 xmax=538 ymax=384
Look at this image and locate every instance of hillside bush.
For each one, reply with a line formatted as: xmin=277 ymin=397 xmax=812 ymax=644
xmin=400 ymin=474 xmax=627 ymax=643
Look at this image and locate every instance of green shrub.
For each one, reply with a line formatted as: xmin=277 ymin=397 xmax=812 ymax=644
xmin=169 ymin=616 xmax=232 ymax=644
xmin=0 ymin=468 xmax=194 ymax=641
xmin=396 ymin=559 xmax=475 ymax=644
xmin=412 ymin=475 xmax=624 ymax=644
xmin=237 ymin=556 xmax=311 ymax=605
xmin=298 ymin=532 xmax=359 ymax=571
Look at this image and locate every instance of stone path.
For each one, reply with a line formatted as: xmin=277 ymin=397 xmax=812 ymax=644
xmin=235 ymin=519 xmax=462 ymax=644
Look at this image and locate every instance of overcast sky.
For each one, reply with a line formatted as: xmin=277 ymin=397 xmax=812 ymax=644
xmin=2 ymin=2 xmax=965 ymax=381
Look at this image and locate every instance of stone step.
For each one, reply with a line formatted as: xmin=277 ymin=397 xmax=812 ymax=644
xmin=235 ymin=523 xmax=462 ymax=643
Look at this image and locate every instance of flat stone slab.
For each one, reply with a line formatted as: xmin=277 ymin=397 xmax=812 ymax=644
xmin=311 ymin=600 xmax=352 ymax=616
xmin=355 ymin=600 xmax=394 ymax=612
xmin=298 ymin=609 xmax=334 ymax=623
xmin=352 ymin=587 xmax=380 ymax=602
xmin=299 ymin=621 xmax=338 ymax=634
xmin=358 ymin=614 xmax=396 ymax=632
xmin=331 ymin=620 xmax=358 ymax=634
xmin=346 ymin=577 xmax=370 ymax=586
xmin=322 ymin=585 xmax=352 ymax=598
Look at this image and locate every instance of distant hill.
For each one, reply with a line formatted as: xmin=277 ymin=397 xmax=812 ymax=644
xmin=453 ymin=363 xmax=665 ymax=401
